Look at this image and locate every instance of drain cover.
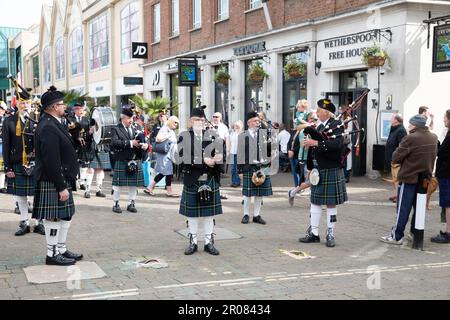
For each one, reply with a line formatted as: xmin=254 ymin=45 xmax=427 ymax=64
xmin=280 ymin=249 xmax=316 ymax=260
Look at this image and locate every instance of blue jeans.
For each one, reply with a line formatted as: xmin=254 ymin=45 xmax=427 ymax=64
xmin=231 ymin=154 xmax=240 ymax=186
xmin=392 ymin=183 xmax=417 ymax=240
xmin=290 ymin=158 xmax=300 ymax=187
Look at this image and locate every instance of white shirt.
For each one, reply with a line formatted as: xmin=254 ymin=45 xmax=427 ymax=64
xmin=230 ymin=131 xmax=240 ymax=154
xmin=216 ymin=122 xmax=230 ymax=140
xmin=277 ymin=129 xmax=291 ymax=153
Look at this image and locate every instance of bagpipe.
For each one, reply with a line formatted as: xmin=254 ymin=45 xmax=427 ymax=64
xmin=303 ymin=89 xmax=369 ymax=153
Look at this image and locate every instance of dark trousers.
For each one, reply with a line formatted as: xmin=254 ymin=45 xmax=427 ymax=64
xmin=392 ymin=183 xmax=417 ymax=240
xmin=290 ymin=158 xmax=300 ymax=187
xmin=231 ymin=154 xmax=240 ymax=186
xmin=154 ymin=173 xmax=172 ymax=186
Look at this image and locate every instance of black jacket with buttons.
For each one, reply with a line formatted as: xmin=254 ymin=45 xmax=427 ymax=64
xmin=2 ymin=113 xmax=35 ymax=171
xmin=110 ymin=122 xmax=144 ymax=161
xmin=305 ymin=118 xmax=346 ymax=170
xmin=34 ymin=112 xmax=79 ymax=192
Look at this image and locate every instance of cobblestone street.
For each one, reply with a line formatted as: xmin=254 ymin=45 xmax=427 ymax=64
xmin=1 ymin=173 xmax=449 ymax=300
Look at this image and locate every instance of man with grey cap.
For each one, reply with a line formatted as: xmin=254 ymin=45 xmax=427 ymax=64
xmin=381 ymin=114 xmax=438 ymax=244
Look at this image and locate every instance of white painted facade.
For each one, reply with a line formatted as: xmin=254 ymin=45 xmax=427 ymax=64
xmin=143 ymin=1 xmax=450 ymax=176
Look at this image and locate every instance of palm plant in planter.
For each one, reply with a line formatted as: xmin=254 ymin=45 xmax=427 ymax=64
xmin=247 ymin=62 xmax=269 ymax=83
xmin=214 ymin=66 xmax=231 ymax=85
xmin=283 ymin=58 xmax=307 ymax=79
xmin=362 ymin=43 xmax=390 ymax=68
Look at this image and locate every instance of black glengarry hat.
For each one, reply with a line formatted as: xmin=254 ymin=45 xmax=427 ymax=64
xmin=121 ymin=107 xmax=134 ymax=118
xmin=41 ymin=86 xmax=64 ymax=110
xmin=317 ymin=99 xmax=336 ymax=113
xmin=246 ymin=111 xmax=259 ymax=122
xmin=191 ymin=107 xmax=205 ymax=118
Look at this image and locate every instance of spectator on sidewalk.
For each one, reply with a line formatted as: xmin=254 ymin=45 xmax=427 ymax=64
xmin=276 ymin=123 xmax=291 ymax=173
xmin=419 ymin=106 xmax=434 ymax=131
xmin=384 ymin=113 xmax=407 ymax=203
xmin=229 ymin=120 xmax=243 ymax=187
xmin=431 ymin=109 xmax=450 ymax=243
xmin=381 ymin=114 xmax=438 ymax=245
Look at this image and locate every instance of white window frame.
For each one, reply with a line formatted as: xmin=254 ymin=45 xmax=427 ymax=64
xmin=89 ymin=13 xmax=109 ymax=71
xmin=153 ymin=3 xmax=160 ymax=43
xmin=250 ymin=0 xmax=262 ymax=9
xmin=43 ymin=46 xmax=51 ymax=84
xmin=218 ymin=0 xmax=229 ymax=21
xmin=70 ymin=27 xmax=83 ymax=76
xmin=171 ymin=0 xmax=179 ymax=36
xmin=192 ymin=0 xmax=202 ymax=29
xmin=121 ymin=1 xmax=139 ymax=64
xmin=55 ymin=37 xmax=65 ymax=80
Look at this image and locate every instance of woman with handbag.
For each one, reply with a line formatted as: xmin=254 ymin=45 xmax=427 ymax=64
xmin=144 ymin=116 xmax=179 ymax=197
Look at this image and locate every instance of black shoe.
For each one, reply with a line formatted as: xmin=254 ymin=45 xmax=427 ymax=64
xmin=79 ymin=184 xmax=86 ymax=191
xmin=111 ymin=189 xmax=114 ymax=195
xmin=14 ymin=204 xmax=20 ymax=214
xmin=84 ymin=192 xmax=91 ymax=199
xmin=204 ymin=243 xmax=220 ymax=255
xmin=0 ymin=188 xmax=7 ymax=193
xmin=33 ymin=223 xmax=45 ymax=235
xmin=46 ymin=254 xmax=76 ymax=266
xmin=15 ymin=222 xmax=30 ymax=236
xmin=241 ymin=215 xmax=249 ymax=224
xmin=127 ymin=201 xmax=137 ymax=213
xmin=62 ymin=250 xmax=84 ymax=261
xmin=220 ymin=194 xmax=228 ymax=200
xmin=299 ymin=227 xmax=320 ymax=243
xmin=253 ymin=215 xmax=266 ymax=225
xmin=430 ymin=231 xmax=450 ymax=243
xmin=96 ymin=190 xmax=106 ymax=198
xmin=184 ymin=243 xmax=198 ymax=255
xmin=113 ymin=202 xmax=122 ymax=214
xmin=326 ymin=228 xmax=336 ymax=247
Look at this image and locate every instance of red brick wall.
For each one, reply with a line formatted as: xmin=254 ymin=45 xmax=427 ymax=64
xmin=144 ymin=0 xmax=385 ymax=63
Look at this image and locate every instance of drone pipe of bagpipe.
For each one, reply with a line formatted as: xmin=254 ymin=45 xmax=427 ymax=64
xmin=200 ymin=105 xmax=219 ymax=131
xmin=24 ymin=114 xmax=39 ymax=124
xmin=7 ymin=74 xmax=30 ymax=100
xmin=324 ymin=116 xmax=358 ymax=135
xmin=329 ymin=128 xmax=365 ymax=139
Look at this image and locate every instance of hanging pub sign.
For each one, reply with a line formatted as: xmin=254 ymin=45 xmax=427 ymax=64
xmin=433 ymin=24 xmax=450 ymax=72
xmin=178 ymin=59 xmax=198 ymax=86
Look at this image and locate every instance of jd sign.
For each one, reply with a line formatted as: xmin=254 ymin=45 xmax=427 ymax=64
xmin=132 ymin=42 xmax=148 ymax=59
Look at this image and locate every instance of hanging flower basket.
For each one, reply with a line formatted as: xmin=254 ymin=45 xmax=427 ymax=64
xmin=247 ymin=62 xmax=268 ymax=84
xmin=214 ymin=66 xmax=231 ymax=85
xmin=283 ymin=59 xmax=306 ymax=79
xmin=362 ymin=43 xmax=390 ymax=68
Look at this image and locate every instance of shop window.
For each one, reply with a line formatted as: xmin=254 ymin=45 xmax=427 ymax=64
xmin=214 ymin=64 xmax=229 ymax=126
xmin=245 ymin=59 xmax=263 ymax=123
xmin=121 ymin=1 xmax=139 ymax=64
xmin=70 ymin=27 xmax=83 ymax=76
xmin=55 ymin=38 xmax=65 ymax=80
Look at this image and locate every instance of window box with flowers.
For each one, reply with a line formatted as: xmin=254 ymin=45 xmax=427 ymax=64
xmin=362 ymin=43 xmax=391 ymax=68
xmin=214 ymin=66 xmax=231 ymax=85
xmin=247 ymin=62 xmax=269 ymax=83
xmin=283 ymin=58 xmax=307 ymax=79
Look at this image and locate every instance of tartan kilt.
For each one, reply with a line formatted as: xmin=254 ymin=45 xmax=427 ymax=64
xmin=78 ymin=148 xmax=95 ymax=164
xmin=90 ymin=151 xmax=111 ymax=170
xmin=32 ymin=181 xmax=75 ymax=220
xmin=7 ymin=164 xmax=35 ymax=196
xmin=179 ymin=177 xmax=223 ymax=218
xmin=112 ymin=160 xmax=144 ymax=187
xmin=311 ymin=167 xmax=348 ymax=205
xmin=242 ymin=171 xmax=273 ymax=197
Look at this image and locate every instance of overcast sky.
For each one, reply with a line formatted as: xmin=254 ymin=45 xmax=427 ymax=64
xmin=0 ymin=0 xmax=51 ymax=29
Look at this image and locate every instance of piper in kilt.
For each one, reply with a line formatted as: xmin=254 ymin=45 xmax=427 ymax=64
xmin=237 ymin=111 xmax=274 ymax=225
xmin=299 ymin=99 xmax=348 ymax=247
xmin=32 ymin=86 xmax=82 ymax=266
xmin=2 ymin=96 xmax=45 ymax=236
xmin=174 ymin=107 xmax=224 ymax=256
xmin=110 ymin=108 xmax=147 ymax=214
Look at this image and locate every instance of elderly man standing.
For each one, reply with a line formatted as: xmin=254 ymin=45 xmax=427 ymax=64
xmin=384 ymin=113 xmax=407 ymax=203
xmin=381 ymin=114 xmax=438 ymax=244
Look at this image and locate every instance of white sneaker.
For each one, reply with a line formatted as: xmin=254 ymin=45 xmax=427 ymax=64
xmin=288 ymin=188 xmax=296 ymax=207
xmin=380 ymin=235 xmax=403 ymax=245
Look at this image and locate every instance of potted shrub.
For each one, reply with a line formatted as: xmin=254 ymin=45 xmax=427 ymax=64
xmin=214 ymin=66 xmax=231 ymax=85
xmin=362 ymin=43 xmax=390 ymax=68
xmin=247 ymin=62 xmax=269 ymax=83
xmin=283 ymin=58 xmax=306 ymax=79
